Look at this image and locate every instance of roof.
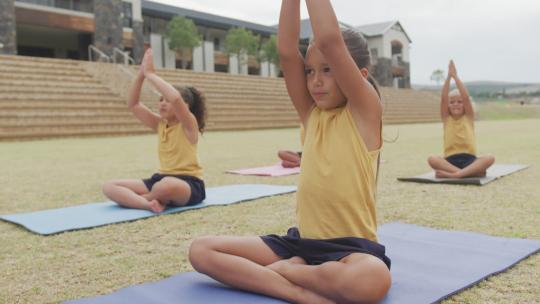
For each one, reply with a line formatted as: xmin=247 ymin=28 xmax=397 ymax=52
xmin=142 ymin=1 xmax=277 ymax=36
xmin=356 ymin=20 xmax=412 ymax=43
xmin=284 ymin=19 xmax=411 ymax=43
xmin=281 ymin=19 xmax=354 ymax=40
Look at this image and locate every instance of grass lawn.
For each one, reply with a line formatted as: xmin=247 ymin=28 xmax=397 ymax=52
xmin=1 ymin=118 xmax=539 ymax=303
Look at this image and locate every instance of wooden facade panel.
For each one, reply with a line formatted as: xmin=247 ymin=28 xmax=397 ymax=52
xmin=16 ymin=7 xmax=95 ymax=33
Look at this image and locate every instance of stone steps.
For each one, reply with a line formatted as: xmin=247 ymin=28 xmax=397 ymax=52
xmin=0 ymin=55 xmax=440 ymax=141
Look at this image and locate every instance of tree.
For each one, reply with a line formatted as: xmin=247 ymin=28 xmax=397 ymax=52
xmin=430 ymin=69 xmax=445 ymax=86
xmin=165 ymin=17 xmax=201 ymax=69
xmin=224 ymin=27 xmax=260 ymax=74
xmin=259 ymin=35 xmax=279 ymax=76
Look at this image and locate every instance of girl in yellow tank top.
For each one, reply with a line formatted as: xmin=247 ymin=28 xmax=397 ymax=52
xmin=189 ymin=1 xmax=391 ymax=303
xmin=427 ymin=60 xmax=495 ymax=178
xmin=102 ymin=49 xmax=207 ymax=213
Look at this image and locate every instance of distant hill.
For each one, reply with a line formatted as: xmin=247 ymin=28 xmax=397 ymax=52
xmin=413 ymin=81 xmax=540 ymax=97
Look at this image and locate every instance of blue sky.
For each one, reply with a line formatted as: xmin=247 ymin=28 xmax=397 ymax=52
xmin=153 ymin=0 xmax=540 ymax=85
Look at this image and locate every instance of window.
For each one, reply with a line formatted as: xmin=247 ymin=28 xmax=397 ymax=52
xmin=213 ymin=38 xmax=220 ymax=51
xmin=370 ymin=48 xmax=378 ymax=64
xmin=122 ymin=2 xmax=133 ymax=28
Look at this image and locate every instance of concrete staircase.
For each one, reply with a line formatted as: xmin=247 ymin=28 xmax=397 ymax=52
xmin=0 ymin=55 xmax=144 ymax=140
xmin=0 ymin=55 xmax=440 ymax=141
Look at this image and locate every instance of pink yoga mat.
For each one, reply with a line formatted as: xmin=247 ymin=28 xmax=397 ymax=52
xmin=226 ymin=163 xmax=300 ymax=176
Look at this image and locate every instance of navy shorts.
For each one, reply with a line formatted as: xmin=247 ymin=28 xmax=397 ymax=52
xmin=446 ymin=153 xmax=477 ymax=169
xmin=142 ymin=173 xmax=205 ymax=206
xmin=261 ymin=227 xmax=391 ymax=270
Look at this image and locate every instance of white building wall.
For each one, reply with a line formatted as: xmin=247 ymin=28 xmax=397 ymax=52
xmin=163 ymin=38 xmax=176 ymax=69
xmin=229 ymin=54 xmax=239 ymax=74
xmin=382 ymin=28 xmax=410 ymax=62
xmin=150 ymin=33 xmax=164 ymax=68
xmin=150 ymin=34 xmax=175 ymax=69
xmin=193 ymin=45 xmax=204 ymax=72
xmin=203 ymin=41 xmax=214 ymax=72
xmin=239 ymin=52 xmax=248 ymax=75
xmin=260 ymin=61 xmax=270 ymax=77
xmin=366 ymin=36 xmax=384 ymax=60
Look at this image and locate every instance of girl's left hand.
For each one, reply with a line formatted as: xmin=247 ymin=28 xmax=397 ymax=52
xmin=142 ymin=49 xmax=156 ymax=76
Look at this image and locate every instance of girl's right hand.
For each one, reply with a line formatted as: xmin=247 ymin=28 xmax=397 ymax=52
xmin=448 ymin=60 xmax=457 ymax=77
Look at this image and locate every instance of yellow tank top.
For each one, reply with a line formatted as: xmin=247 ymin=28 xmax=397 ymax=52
xmin=297 ymin=106 xmax=380 ymax=242
xmin=157 ymin=120 xmax=203 ymax=179
xmin=444 ymin=115 xmax=476 ymax=157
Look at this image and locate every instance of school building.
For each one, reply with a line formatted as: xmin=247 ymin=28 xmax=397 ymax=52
xmin=0 ymin=0 xmax=411 ymax=87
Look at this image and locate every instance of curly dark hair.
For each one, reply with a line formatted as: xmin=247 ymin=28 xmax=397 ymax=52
xmin=174 ymin=85 xmax=208 ymax=133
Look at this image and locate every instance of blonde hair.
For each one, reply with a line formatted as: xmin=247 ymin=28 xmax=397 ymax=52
xmin=449 ymin=89 xmax=461 ymax=97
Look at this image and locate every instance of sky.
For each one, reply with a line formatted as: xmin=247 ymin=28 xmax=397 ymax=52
xmin=152 ymin=0 xmax=540 ymax=85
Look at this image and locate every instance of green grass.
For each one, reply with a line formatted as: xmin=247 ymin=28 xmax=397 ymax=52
xmin=1 ymin=119 xmax=539 ymax=303
xmin=477 ymin=102 xmax=540 ymax=121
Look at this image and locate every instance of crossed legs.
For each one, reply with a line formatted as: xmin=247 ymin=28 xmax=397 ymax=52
xmin=102 ymin=177 xmax=191 ymax=212
xmin=189 ymin=236 xmax=391 ymax=304
xmin=428 ymin=155 xmax=495 ymax=178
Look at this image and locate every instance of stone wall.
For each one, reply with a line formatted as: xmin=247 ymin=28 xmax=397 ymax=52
xmin=94 ymin=0 xmax=124 ymax=57
xmin=132 ymin=20 xmax=145 ymax=64
xmin=0 ymin=0 xmax=17 ymax=55
xmin=372 ymin=58 xmax=393 ymax=87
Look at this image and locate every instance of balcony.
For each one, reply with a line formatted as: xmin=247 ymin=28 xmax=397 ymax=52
xmin=16 ymin=0 xmax=94 ymax=14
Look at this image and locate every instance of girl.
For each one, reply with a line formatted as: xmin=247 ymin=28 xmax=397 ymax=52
xmin=427 ymin=60 xmax=495 ymax=178
xmin=189 ymin=1 xmax=391 ymax=303
xmin=102 ymin=49 xmax=207 ymax=213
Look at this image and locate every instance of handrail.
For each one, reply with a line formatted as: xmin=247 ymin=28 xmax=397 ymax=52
xmin=88 ymin=44 xmax=110 ymax=63
xmin=113 ymin=47 xmax=135 ymax=65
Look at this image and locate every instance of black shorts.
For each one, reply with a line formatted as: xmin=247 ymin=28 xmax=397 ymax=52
xmin=261 ymin=227 xmax=391 ymax=270
xmin=142 ymin=173 xmax=206 ymax=206
xmin=446 ymin=153 xmax=477 ymax=169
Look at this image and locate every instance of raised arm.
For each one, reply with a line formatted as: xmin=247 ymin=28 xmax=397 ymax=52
xmin=305 ymin=0 xmax=381 ymax=120
xmin=278 ymin=0 xmax=314 ymax=126
xmin=440 ymin=67 xmax=451 ymax=120
xmin=142 ymin=49 xmax=199 ymax=143
xmin=449 ymin=60 xmax=474 ymax=120
xmin=127 ymin=66 xmax=161 ymax=131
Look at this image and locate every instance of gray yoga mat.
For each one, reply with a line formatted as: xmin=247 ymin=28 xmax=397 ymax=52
xmin=397 ymin=164 xmax=528 ymax=185
xmin=64 ymin=222 xmax=540 ymax=304
xmin=0 ymin=184 xmax=296 ymax=235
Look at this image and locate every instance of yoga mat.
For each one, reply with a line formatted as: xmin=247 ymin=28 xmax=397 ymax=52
xmin=64 ymin=222 xmax=540 ymax=304
xmin=397 ymin=164 xmax=528 ymax=185
xmin=226 ymin=163 xmax=300 ymax=177
xmin=0 ymin=184 xmax=296 ymax=235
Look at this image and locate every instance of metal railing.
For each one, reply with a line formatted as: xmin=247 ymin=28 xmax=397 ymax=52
xmin=88 ymin=45 xmax=111 ymax=63
xmin=113 ymin=47 xmax=135 ymax=65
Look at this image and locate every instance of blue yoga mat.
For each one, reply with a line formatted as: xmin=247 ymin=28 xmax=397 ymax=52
xmin=0 ymin=184 xmax=296 ymax=235
xmin=64 ymin=223 xmax=540 ymax=304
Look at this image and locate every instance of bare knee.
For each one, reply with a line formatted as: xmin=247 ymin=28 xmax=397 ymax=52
xmin=427 ymin=155 xmax=440 ymax=167
xmin=486 ymin=154 xmax=496 ymax=166
xmin=102 ymin=180 xmax=117 ymax=197
xmin=189 ymin=236 xmax=217 ymax=274
xmin=152 ymin=177 xmax=184 ymax=198
xmin=328 ymin=256 xmax=391 ymax=303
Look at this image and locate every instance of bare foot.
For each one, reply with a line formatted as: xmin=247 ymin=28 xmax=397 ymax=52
xmin=435 ymin=170 xmax=457 ymax=178
xmin=267 ymin=256 xmax=306 ymax=275
xmin=149 ymin=199 xmax=166 ymax=213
